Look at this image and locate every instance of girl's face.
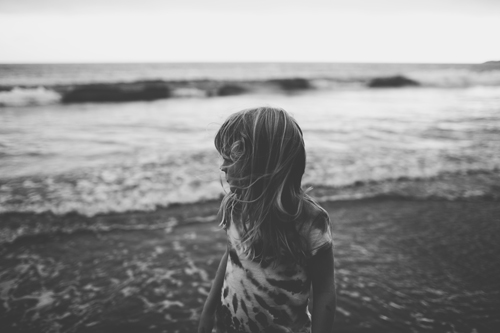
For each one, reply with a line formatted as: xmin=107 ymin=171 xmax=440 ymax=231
xmin=220 ymin=156 xmax=239 ymax=190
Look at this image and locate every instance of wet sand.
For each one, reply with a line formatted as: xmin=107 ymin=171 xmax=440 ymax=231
xmin=1 ymin=199 xmax=499 ymax=333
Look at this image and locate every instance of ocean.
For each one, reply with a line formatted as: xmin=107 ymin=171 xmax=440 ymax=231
xmin=1 ymin=62 xmax=500 ymax=223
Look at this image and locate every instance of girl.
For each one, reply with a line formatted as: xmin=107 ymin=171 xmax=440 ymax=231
xmin=199 ymin=107 xmax=336 ymax=333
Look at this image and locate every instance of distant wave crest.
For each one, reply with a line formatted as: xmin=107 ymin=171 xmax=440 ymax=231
xmin=1 ymin=67 xmax=500 ymax=107
xmin=0 ymin=87 xmax=61 ymax=107
xmin=408 ymin=68 xmax=500 ymax=88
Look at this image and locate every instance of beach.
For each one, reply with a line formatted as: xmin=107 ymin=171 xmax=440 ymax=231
xmin=1 ymin=195 xmax=499 ymax=333
xmin=1 ymin=62 xmax=500 ymax=332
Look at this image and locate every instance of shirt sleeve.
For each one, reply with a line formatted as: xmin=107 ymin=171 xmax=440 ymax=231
xmin=307 ymin=211 xmax=333 ymax=256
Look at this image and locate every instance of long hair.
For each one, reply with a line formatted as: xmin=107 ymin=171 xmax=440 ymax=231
xmin=215 ymin=106 xmax=317 ymax=265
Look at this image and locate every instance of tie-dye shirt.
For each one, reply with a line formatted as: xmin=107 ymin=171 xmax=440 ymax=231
xmin=215 ymin=208 xmax=332 ymax=333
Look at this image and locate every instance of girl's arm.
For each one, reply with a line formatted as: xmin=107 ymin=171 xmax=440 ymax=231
xmin=198 ymin=249 xmax=228 ymax=333
xmin=311 ymin=246 xmax=336 ymax=333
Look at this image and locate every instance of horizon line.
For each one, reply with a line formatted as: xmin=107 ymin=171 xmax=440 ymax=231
xmin=0 ymin=60 xmax=493 ymax=65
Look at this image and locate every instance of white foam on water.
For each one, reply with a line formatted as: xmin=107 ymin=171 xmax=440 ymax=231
xmin=408 ymin=68 xmax=500 ymax=88
xmin=0 ymin=87 xmax=61 ymax=107
xmin=171 ymin=88 xmax=208 ymax=98
xmin=0 ymin=150 xmax=225 ymax=216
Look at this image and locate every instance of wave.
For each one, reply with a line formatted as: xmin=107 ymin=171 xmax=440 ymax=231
xmin=1 ymin=168 xmax=499 ymax=215
xmin=311 ymin=169 xmax=500 ymax=203
xmin=0 ymin=79 xmax=313 ymax=106
xmin=367 ymin=75 xmax=419 ymax=88
xmin=0 ymin=205 xmax=219 ymax=245
xmin=0 ymin=87 xmax=61 ymax=107
xmin=407 ymin=68 xmax=500 ymax=88
xmin=1 ymin=170 xmax=499 ymax=246
xmin=0 ymin=77 xmax=413 ymax=107
xmin=365 ymin=68 xmax=500 ymax=89
xmin=1 ymin=67 xmax=500 ymax=106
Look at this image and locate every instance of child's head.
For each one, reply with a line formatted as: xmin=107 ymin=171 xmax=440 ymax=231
xmin=215 ymin=106 xmax=305 ymax=201
xmin=215 ymin=106 xmax=309 ymax=263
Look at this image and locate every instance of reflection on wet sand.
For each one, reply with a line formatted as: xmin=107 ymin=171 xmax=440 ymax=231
xmin=1 ymin=198 xmax=499 ymax=333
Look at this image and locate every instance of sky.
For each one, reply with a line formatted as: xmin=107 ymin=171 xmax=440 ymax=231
xmin=0 ymin=0 xmax=499 ymax=63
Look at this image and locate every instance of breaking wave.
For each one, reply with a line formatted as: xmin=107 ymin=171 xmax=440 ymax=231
xmin=1 ymin=169 xmax=499 ymax=245
xmin=408 ymin=68 xmax=500 ymax=88
xmin=0 ymin=87 xmax=61 ymax=107
xmin=1 ymin=66 xmax=500 ymax=107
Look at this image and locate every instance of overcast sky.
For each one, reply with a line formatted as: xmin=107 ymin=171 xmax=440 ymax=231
xmin=1 ymin=0 xmax=499 ymax=63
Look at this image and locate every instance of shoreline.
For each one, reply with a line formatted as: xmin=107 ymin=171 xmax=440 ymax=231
xmin=2 ymin=168 xmax=500 ymax=241
xmin=1 ymin=197 xmax=499 ymax=332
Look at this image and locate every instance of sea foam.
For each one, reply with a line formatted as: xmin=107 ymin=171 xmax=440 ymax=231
xmin=0 ymin=87 xmax=61 ymax=107
xmin=408 ymin=68 xmax=500 ymax=88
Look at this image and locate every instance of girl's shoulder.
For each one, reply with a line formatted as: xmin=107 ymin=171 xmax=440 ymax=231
xmin=300 ymin=198 xmax=329 ymax=226
xmin=298 ymin=199 xmax=332 ymax=256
